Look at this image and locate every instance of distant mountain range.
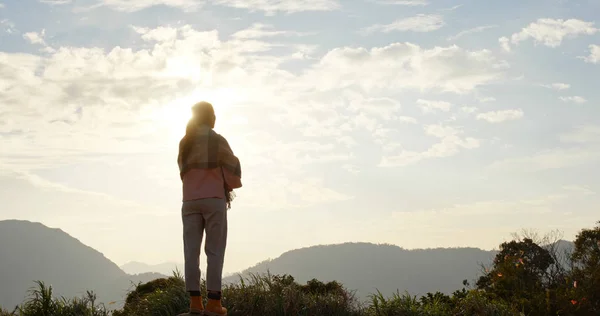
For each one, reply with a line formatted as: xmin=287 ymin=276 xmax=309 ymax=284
xmin=120 ymin=261 xmax=184 ymax=276
xmin=224 ymin=243 xmax=497 ymax=300
xmin=0 ymin=220 xmax=166 ymax=310
xmin=0 ymin=220 xmax=575 ymax=309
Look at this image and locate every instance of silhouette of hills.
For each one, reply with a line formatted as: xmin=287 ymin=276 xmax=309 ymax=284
xmin=225 ymin=241 xmax=575 ymax=300
xmin=0 ymin=220 xmax=165 ymax=310
xmin=120 ymin=261 xmax=184 ymax=276
xmin=225 ymin=242 xmax=497 ymax=299
xmin=1 ymin=220 xmax=575 ymax=308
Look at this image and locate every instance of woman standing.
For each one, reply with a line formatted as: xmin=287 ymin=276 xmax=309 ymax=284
xmin=177 ymin=101 xmax=242 ymax=316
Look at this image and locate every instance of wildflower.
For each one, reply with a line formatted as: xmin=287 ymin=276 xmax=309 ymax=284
xmin=571 ymin=300 xmax=577 ymax=305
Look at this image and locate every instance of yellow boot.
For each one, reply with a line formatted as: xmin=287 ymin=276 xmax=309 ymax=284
xmin=178 ymin=295 xmax=204 ymax=316
xmin=204 ymin=291 xmax=227 ymax=316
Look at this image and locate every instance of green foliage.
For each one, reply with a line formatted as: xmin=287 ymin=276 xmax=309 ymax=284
xmin=112 ymin=271 xmax=189 ymax=316
xmin=5 ymin=221 xmax=600 ymax=316
xmin=476 ymin=238 xmax=556 ymax=315
xmin=221 ymin=273 xmax=361 ymax=316
xmin=570 ymin=221 xmax=600 ymax=314
xmin=10 ymin=281 xmax=109 ymax=316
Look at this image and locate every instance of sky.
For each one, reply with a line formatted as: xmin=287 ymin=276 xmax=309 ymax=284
xmin=1 ymin=0 xmax=599 ymax=275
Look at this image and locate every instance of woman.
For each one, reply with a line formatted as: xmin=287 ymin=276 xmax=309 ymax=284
xmin=177 ymin=101 xmax=242 ymax=316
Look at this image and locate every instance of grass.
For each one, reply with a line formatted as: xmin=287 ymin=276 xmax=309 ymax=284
xmin=1 ymin=273 xmax=524 ymax=316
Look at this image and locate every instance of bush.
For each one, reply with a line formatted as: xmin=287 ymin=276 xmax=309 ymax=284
xmin=12 ymin=281 xmax=109 ymax=316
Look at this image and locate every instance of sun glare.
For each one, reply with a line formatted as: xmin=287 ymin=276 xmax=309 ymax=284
xmin=153 ymin=87 xmax=242 ymax=139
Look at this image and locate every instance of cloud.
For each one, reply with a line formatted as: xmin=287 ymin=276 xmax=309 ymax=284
xmin=560 ymin=96 xmax=587 ymax=103
xmin=559 ymin=125 xmax=600 ymax=143
xmin=461 ymin=106 xmax=478 ymax=113
xmin=372 ymin=0 xmax=428 ymax=5
xmin=448 ymin=25 xmax=497 ymax=41
xmin=562 ymin=185 xmax=596 ymax=196
xmin=580 ymin=44 xmax=600 ymax=64
xmin=231 ymin=23 xmax=308 ymax=39
xmin=499 ymin=36 xmax=511 ymax=52
xmin=306 ymin=42 xmax=508 ymax=94
xmin=478 ymin=97 xmax=496 ymax=103
xmin=417 ymin=99 xmax=451 ymax=113
xmin=503 ymin=18 xmax=597 ymax=50
xmin=132 ymin=26 xmax=178 ymax=42
xmin=0 ymin=24 xmax=297 ymax=170
xmin=477 ymin=109 xmax=524 ymax=123
xmin=362 ymin=14 xmax=444 ymax=34
xmin=23 ymin=29 xmax=47 ymax=45
xmin=91 ymin=0 xmax=203 ymax=12
xmin=380 ymin=124 xmax=480 ymax=167
xmin=0 ymin=3 xmax=4 ymax=8
xmin=212 ymin=0 xmax=340 ymax=14
xmin=542 ymin=82 xmax=570 ymax=90
xmin=87 ymin=0 xmax=340 ymax=13
xmin=489 ymin=148 xmax=600 ymax=173
xmin=1 ymin=19 xmax=17 ymax=34
xmin=39 ymin=0 xmax=72 ymax=4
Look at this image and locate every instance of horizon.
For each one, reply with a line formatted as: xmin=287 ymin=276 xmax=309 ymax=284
xmin=1 ymin=0 xmax=599 ymax=275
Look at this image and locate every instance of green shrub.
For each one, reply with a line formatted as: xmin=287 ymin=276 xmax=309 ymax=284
xmin=13 ymin=281 xmax=109 ymax=316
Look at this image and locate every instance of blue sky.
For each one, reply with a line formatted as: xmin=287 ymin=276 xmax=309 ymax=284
xmin=1 ymin=0 xmax=599 ymax=274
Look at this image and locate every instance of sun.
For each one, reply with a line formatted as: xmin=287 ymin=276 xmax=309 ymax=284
xmin=153 ymin=87 xmax=242 ymax=139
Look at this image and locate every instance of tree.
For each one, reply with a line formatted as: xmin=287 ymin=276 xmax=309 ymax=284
xmin=476 ymin=238 xmax=555 ymax=315
xmin=570 ymin=221 xmax=600 ymax=313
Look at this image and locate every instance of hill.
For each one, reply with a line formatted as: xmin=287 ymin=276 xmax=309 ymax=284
xmin=0 ymin=220 xmax=164 ymax=310
xmin=120 ymin=261 xmax=184 ymax=276
xmin=224 ymin=242 xmax=498 ymax=300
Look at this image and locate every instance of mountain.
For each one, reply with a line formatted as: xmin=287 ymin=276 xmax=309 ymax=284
xmin=121 ymin=261 xmax=184 ymax=276
xmin=224 ymin=242 xmax=497 ymax=300
xmin=0 ymin=220 xmax=165 ymax=310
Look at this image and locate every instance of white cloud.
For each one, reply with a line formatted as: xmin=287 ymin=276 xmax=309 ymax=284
xmin=560 ymin=96 xmax=587 ymax=103
xmin=362 ymin=14 xmax=444 ymax=34
xmin=132 ymin=26 xmax=178 ymax=42
xmin=478 ymin=97 xmax=496 ymax=103
xmin=542 ymin=82 xmax=570 ymax=90
xmin=372 ymin=0 xmax=428 ymax=5
xmin=489 ymin=148 xmax=600 ymax=173
xmin=560 ymin=125 xmax=600 ymax=143
xmin=212 ymin=0 xmax=340 ymax=14
xmin=448 ymin=25 xmax=497 ymax=41
xmin=89 ymin=0 xmax=340 ymax=13
xmin=380 ymin=124 xmax=479 ymax=167
xmin=499 ymin=37 xmax=511 ymax=52
xmin=39 ymin=0 xmax=71 ymax=4
xmin=306 ymin=42 xmax=507 ymax=94
xmin=562 ymin=185 xmax=596 ymax=196
xmin=477 ymin=109 xmax=524 ymax=123
xmin=580 ymin=44 xmax=600 ymax=64
xmin=1 ymin=19 xmax=17 ymax=34
xmin=0 ymin=3 xmax=4 ymax=8
xmin=23 ymin=29 xmax=47 ymax=45
xmin=231 ymin=23 xmax=308 ymax=39
xmin=93 ymin=0 xmax=203 ymax=12
xmin=504 ymin=18 xmax=597 ymax=50
xmin=417 ymin=99 xmax=451 ymax=113
xmin=461 ymin=106 xmax=478 ymax=113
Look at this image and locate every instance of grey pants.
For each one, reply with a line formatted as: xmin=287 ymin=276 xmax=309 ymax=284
xmin=182 ymin=198 xmax=228 ymax=292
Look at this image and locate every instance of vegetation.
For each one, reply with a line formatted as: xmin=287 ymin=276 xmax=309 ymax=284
xmin=1 ymin=221 xmax=598 ymax=316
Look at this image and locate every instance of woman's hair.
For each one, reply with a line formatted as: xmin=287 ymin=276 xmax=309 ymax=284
xmin=180 ymin=102 xmax=235 ymax=209
xmin=192 ymin=101 xmax=216 ymax=128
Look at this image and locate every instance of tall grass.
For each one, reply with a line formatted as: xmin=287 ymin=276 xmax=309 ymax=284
xmin=2 ymin=281 xmax=109 ymax=316
xmin=0 ymin=273 xmax=550 ymax=316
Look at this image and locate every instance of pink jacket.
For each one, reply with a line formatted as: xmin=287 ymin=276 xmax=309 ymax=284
xmin=182 ymin=167 xmax=242 ymax=201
